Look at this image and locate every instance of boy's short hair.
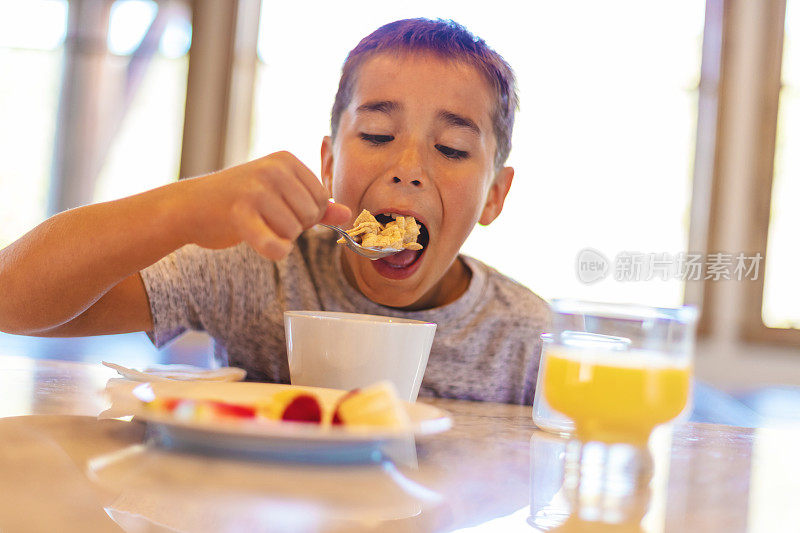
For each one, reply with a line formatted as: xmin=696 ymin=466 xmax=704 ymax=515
xmin=330 ymin=18 xmax=518 ymax=170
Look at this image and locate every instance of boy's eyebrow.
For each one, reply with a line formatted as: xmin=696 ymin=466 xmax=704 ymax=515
xmin=355 ymin=102 xmax=481 ymax=136
xmin=437 ymin=110 xmax=481 ymax=136
xmin=356 ymin=100 xmax=401 ymax=115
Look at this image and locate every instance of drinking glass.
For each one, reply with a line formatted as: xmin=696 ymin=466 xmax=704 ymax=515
xmin=534 ymin=332 xmax=631 ymax=436
xmin=531 ymin=300 xmax=695 ymax=530
xmin=536 ymin=300 xmax=697 ymax=446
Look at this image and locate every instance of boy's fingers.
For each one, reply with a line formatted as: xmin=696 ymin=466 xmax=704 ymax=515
xmin=319 ymin=202 xmax=352 ymax=226
xmin=278 ymin=178 xmax=325 ymax=228
xmin=258 ymin=236 xmax=293 ymax=259
xmin=232 ymin=203 xmax=292 ymax=258
xmin=256 ymin=198 xmax=303 ymax=240
xmin=287 ymin=156 xmax=330 ymax=209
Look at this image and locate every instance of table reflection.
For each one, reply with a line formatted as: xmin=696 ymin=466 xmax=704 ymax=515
xmin=89 ymin=442 xmax=444 ymax=532
xmin=530 ymin=429 xmax=675 ymax=532
xmin=0 ymin=413 xmax=451 ymax=533
xmin=4 ymin=357 xmax=800 ymax=533
xmin=0 ymin=354 xmax=114 ymax=417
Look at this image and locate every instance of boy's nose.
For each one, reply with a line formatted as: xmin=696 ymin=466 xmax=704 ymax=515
xmin=390 ymin=176 xmax=423 ymax=188
xmin=390 ymin=144 xmax=426 ymax=188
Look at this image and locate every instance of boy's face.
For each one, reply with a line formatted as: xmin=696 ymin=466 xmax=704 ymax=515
xmin=321 ymin=51 xmax=513 ymax=309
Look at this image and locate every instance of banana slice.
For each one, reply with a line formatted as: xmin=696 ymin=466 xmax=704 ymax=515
xmin=332 ymin=381 xmax=410 ymax=429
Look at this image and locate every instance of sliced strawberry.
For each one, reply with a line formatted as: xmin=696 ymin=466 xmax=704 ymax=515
xmin=164 ymin=398 xmax=181 ymax=411
xmin=209 ymin=400 xmax=256 ymax=419
xmin=281 ymin=394 xmax=323 ymax=423
xmin=145 ymin=397 xmax=182 ymax=412
xmin=331 ymin=388 xmax=361 ymax=425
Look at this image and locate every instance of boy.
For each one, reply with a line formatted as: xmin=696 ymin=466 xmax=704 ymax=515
xmin=0 ymin=19 xmax=547 ymax=404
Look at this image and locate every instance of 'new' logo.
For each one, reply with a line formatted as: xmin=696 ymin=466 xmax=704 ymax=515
xmin=575 ymin=248 xmax=609 ymax=284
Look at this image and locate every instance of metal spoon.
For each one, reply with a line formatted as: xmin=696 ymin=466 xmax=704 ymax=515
xmin=319 ymin=224 xmax=403 ymax=260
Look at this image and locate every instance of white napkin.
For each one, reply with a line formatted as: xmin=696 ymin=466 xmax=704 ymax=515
xmin=102 ymin=361 xmax=247 ymax=382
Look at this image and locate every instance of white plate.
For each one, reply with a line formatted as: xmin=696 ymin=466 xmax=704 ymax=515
xmin=120 ymin=381 xmax=452 ymax=462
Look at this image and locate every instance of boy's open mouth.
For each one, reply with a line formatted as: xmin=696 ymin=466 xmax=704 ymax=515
xmin=371 ymin=213 xmax=429 ymax=280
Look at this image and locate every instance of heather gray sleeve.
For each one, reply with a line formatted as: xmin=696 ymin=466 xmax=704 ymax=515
xmin=139 ymin=244 xmax=276 ymax=348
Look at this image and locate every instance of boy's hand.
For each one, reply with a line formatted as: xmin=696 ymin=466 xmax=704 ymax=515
xmin=176 ymin=151 xmax=351 ymax=259
xmin=0 ymin=150 xmax=349 ymax=336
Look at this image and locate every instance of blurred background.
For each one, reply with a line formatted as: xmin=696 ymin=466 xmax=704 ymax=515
xmin=0 ymin=0 xmax=797 ymax=418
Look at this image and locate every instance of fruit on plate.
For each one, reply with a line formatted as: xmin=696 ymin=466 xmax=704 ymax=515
xmin=141 ymin=381 xmax=409 ymax=428
xmin=257 ymin=389 xmax=323 ymax=424
xmin=331 ymin=381 xmax=410 ymax=429
xmin=145 ymin=398 xmax=256 ymax=421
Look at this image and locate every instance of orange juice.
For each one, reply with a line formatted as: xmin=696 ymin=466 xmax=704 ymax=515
xmin=543 ymin=348 xmax=690 ymax=445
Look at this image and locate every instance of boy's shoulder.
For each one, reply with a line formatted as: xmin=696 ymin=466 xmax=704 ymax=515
xmin=462 ymin=255 xmax=550 ymax=326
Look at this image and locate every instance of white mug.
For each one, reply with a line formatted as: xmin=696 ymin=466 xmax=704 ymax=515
xmin=284 ymin=311 xmax=437 ymax=402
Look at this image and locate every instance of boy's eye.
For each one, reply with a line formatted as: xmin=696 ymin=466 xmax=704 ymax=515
xmin=360 ymin=133 xmax=394 ymax=145
xmin=435 ymin=144 xmax=469 ymax=160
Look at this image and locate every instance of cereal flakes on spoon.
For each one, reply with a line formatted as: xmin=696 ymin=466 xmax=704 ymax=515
xmin=337 ymin=209 xmax=423 ymax=251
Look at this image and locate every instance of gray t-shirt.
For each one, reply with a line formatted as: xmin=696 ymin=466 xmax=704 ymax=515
xmin=140 ymin=227 xmax=549 ymax=404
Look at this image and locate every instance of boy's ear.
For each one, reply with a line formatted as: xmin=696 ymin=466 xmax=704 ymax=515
xmin=320 ymin=136 xmax=334 ymax=194
xmin=479 ymin=166 xmax=514 ymax=225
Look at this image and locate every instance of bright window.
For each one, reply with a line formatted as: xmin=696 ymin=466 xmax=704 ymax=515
xmin=92 ymin=0 xmax=191 ymax=203
xmin=251 ymin=1 xmax=705 ymax=306
xmin=763 ymin=0 xmax=800 ymax=328
xmin=0 ymin=0 xmax=191 ymax=247
xmin=0 ymin=0 xmax=68 ymax=247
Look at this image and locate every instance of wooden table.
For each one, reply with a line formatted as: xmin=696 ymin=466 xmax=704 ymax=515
xmin=0 ymin=354 xmax=797 ymax=532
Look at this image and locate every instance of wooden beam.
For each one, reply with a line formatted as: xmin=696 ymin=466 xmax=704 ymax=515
xmin=692 ymin=0 xmax=730 ymax=337
xmin=179 ymin=0 xmax=261 ymax=179
xmin=48 ymin=0 xmax=112 ymax=214
xmin=223 ymin=0 xmax=261 ymax=168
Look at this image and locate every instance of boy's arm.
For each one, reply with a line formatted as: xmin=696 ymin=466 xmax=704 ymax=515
xmin=0 ymin=152 xmax=350 ymax=337
xmin=31 ymin=272 xmax=152 ymax=337
xmin=0 ymin=186 xmax=186 ymax=336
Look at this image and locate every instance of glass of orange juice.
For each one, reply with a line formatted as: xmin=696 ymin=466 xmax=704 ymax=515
xmin=537 ymin=300 xmax=697 ymax=446
xmin=532 ymin=300 xmax=695 ymax=529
